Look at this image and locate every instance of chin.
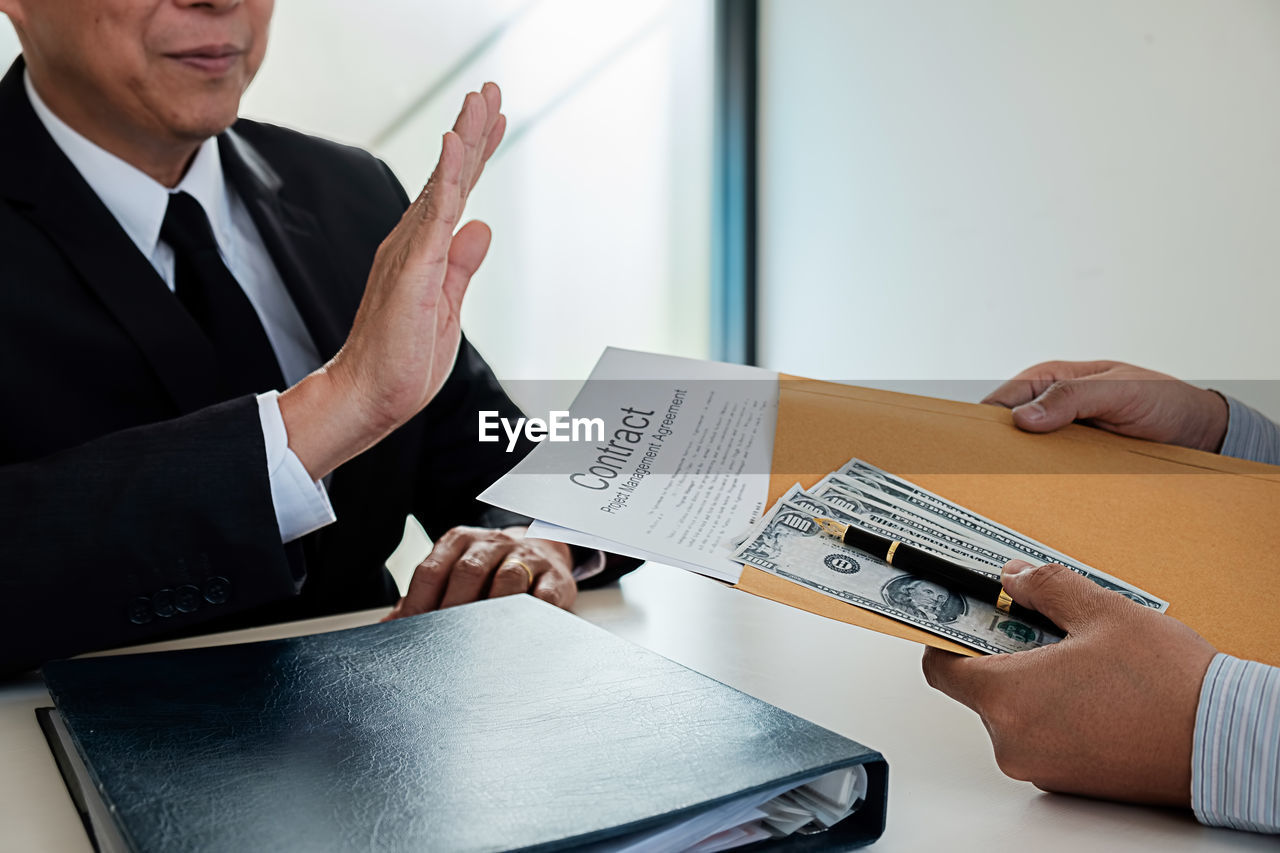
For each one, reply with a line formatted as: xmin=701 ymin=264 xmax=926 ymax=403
xmin=168 ymin=106 xmax=242 ymax=143
xmin=150 ymin=75 xmax=248 ymax=142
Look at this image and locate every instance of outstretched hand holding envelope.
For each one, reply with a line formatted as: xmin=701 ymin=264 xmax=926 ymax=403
xmin=749 ymin=371 xmax=1280 ymax=665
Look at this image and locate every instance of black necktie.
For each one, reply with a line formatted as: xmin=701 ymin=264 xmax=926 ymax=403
xmin=161 ymin=191 xmax=286 ymax=399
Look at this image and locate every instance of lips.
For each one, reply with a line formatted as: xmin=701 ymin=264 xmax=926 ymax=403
xmin=165 ymin=44 xmax=244 ymax=75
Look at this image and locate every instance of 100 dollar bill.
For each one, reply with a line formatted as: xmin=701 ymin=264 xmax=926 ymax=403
xmin=733 ymin=498 xmax=1063 ymax=655
xmin=832 ymin=458 xmax=1168 ymax=611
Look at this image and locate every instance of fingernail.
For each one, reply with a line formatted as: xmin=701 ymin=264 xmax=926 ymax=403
xmin=1003 ymin=559 xmax=1034 ymax=578
xmin=1014 ymin=402 xmax=1046 ymax=422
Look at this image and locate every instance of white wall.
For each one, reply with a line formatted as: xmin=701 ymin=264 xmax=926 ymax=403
xmin=368 ymin=0 xmax=714 ymax=397
xmin=759 ymin=1 xmax=1280 ymax=418
xmin=1 ymin=18 xmax=16 ymax=65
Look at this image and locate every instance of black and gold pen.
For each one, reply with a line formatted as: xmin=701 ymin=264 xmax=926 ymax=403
xmin=813 ymin=517 xmax=1063 ymax=635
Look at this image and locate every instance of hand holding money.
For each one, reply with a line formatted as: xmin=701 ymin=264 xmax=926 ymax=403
xmin=729 ymin=456 xmax=1164 ymax=655
xmin=922 ymin=560 xmax=1217 ymax=807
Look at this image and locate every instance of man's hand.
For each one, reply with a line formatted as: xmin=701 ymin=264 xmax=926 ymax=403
xmin=279 ymin=84 xmax=507 ymax=480
xmin=922 ymin=560 xmax=1217 ymax=807
xmin=385 ymin=526 xmax=578 ymax=619
xmin=984 ymin=361 xmax=1228 ymax=452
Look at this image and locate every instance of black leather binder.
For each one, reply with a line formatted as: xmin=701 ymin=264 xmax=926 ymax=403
xmin=39 ymin=595 xmax=887 ymax=852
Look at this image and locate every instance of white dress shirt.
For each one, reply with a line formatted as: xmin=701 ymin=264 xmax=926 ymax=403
xmin=23 ymin=71 xmax=335 ymax=544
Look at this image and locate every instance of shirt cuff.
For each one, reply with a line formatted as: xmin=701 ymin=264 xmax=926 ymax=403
xmin=571 ymin=548 xmax=607 ymax=583
xmin=257 ymin=391 xmax=336 ymax=543
xmin=1218 ymin=395 xmax=1280 ymax=466
xmin=1191 ymin=652 xmax=1280 ymax=834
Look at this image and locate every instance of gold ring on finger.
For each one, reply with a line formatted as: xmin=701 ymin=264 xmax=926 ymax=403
xmin=503 ymin=560 xmax=534 ymax=587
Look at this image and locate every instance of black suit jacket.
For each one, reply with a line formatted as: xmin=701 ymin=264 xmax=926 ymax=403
xmin=0 ymin=58 xmax=628 ymax=676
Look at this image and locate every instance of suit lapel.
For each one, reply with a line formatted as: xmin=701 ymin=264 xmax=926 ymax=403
xmin=218 ymin=129 xmax=348 ymax=361
xmin=0 ymin=58 xmax=221 ymax=415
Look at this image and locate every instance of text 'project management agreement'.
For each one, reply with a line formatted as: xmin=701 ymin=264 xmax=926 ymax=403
xmin=478 ymin=348 xmax=779 ymax=582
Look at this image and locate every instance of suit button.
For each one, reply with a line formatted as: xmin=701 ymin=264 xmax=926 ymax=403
xmin=152 ymin=589 xmax=176 ymax=618
xmin=203 ymin=576 xmax=230 ymax=605
xmin=128 ymin=597 xmax=153 ymax=625
xmin=174 ymin=585 xmax=202 ymax=614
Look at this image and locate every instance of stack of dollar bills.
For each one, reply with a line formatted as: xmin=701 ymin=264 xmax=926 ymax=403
xmin=728 ymin=457 xmax=1167 ymax=654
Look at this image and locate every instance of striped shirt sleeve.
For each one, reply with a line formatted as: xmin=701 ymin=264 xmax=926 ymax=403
xmin=1218 ymin=395 xmax=1280 ymax=466
xmin=1192 ymin=653 xmax=1280 ymax=833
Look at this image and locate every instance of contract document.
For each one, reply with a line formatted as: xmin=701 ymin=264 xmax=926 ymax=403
xmin=479 ymin=348 xmax=778 ymax=582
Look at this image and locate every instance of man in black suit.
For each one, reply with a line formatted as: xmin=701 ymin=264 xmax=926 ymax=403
xmin=0 ymin=0 xmax=627 ymax=676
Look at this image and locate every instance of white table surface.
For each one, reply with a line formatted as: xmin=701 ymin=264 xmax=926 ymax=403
xmin=0 ymin=563 xmax=1270 ymax=852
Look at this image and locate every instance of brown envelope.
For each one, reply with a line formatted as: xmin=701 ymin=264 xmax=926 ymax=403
xmin=733 ymin=377 xmax=1280 ymax=666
